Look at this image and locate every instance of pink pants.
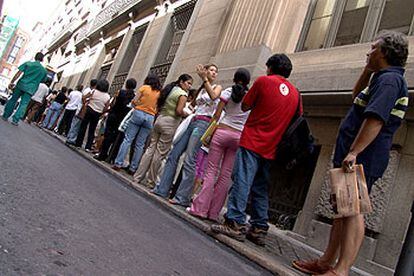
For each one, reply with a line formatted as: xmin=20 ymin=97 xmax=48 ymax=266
xmin=189 ymin=127 xmax=241 ymax=221
xmin=195 ymin=148 xmax=208 ymax=181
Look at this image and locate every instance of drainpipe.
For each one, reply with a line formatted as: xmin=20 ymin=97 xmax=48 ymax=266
xmin=394 ymin=201 xmax=414 ymax=276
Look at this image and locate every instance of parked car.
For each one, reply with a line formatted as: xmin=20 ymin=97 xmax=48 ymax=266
xmin=0 ymin=88 xmax=11 ymax=105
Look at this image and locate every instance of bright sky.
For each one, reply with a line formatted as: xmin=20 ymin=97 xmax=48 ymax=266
xmin=2 ymin=0 xmax=64 ymax=33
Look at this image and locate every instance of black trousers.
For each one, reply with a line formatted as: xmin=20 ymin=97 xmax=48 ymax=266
xmin=75 ymin=107 xmax=101 ymax=149
xmin=58 ymin=109 xmax=76 ymax=135
xmin=98 ymin=113 xmax=122 ymax=160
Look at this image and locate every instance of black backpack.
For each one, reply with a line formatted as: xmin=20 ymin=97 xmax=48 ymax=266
xmin=275 ymin=95 xmax=314 ymax=170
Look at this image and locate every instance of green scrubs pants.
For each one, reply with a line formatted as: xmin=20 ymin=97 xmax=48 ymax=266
xmin=2 ymin=87 xmax=32 ymax=124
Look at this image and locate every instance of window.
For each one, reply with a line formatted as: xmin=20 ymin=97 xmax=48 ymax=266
xmin=302 ymin=0 xmax=335 ymax=50
xmin=10 ymin=46 xmax=19 ymax=57
xmin=7 ymin=56 xmax=16 ymax=64
xmin=378 ymin=0 xmax=414 ymax=34
xmin=334 ymin=0 xmax=371 ymax=46
xmin=15 ymin=36 xmax=25 ymax=47
xmin=2 ymin=68 xmax=10 ymax=76
xmin=298 ymin=0 xmax=414 ymax=52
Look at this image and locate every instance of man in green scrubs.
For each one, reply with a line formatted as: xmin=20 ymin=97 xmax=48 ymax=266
xmin=2 ymin=52 xmax=48 ymax=125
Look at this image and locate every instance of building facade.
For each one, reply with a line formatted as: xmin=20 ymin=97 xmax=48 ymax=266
xmin=30 ymin=0 xmax=414 ymax=274
xmin=0 ymin=16 xmax=29 ymax=92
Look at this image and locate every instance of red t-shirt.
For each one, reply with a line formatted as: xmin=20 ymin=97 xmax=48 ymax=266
xmin=239 ymin=75 xmax=301 ymax=160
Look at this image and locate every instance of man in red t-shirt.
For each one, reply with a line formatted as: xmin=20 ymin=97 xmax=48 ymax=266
xmin=212 ymin=54 xmax=300 ymax=245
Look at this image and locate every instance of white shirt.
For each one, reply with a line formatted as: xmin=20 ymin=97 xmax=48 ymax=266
xmin=31 ymin=83 xmax=49 ymax=103
xmin=65 ymin=90 xmax=83 ymax=110
xmin=82 ymin=87 xmax=92 ymax=96
xmin=219 ymin=87 xmax=250 ymax=131
xmin=88 ymin=90 xmax=110 ymax=113
xmin=195 ymin=86 xmax=220 ymax=117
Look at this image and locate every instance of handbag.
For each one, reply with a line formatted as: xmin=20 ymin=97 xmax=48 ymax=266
xmin=200 ymin=119 xmax=218 ymax=147
xmin=77 ymin=89 xmax=95 ymax=119
xmin=329 ymin=164 xmax=373 ymax=218
xmin=118 ymin=109 xmax=134 ymax=132
xmin=172 ymin=114 xmax=195 ymax=144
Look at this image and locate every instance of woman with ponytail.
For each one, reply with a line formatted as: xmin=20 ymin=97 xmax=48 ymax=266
xmin=134 ymin=74 xmax=193 ymax=187
xmin=188 ymin=68 xmax=251 ymax=221
xmin=153 ymin=64 xmax=223 ymax=207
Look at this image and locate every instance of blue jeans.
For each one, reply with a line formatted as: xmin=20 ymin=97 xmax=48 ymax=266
xmin=153 ymin=119 xmax=209 ymax=205
xmin=114 ymin=110 xmax=154 ymax=172
xmin=42 ymin=101 xmax=63 ymax=129
xmin=225 ymin=147 xmax=272 ymax=230
xmin=66 ymin=116 xmax=82 ymax=143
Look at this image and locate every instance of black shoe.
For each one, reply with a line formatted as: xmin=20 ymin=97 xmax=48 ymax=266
xmin=65 ymin=141 xmax=75 ymax=146
xmin=246 ymin=226 xmax=267 ymax=246
xmin=93 ymin=154 xmax=105 ymax=161
xmin=211 ymin=220 xmax=246 ymax=242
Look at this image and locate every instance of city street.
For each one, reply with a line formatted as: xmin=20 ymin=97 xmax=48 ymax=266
xmin=0 ymin=116 xmax=270 ymax=275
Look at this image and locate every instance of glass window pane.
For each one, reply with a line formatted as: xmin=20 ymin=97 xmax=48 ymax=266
xmin=334 ymin=0 xmax=370 ymax=46
xmin=313 ymin=0 xmax=336 ymax=18
xmin=303 ymin=17 xmax=332 ymax=50
xmin=378 ymin=0 xmax=414 ymax=34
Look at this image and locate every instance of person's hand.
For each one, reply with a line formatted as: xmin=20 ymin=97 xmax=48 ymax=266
xmin=8 ymin=83 xmax=15 ymax=90
xmin=342 ymin=152 xmax=357 ymax=173
xmin=196 ymin=64 xmax=208 ymax=81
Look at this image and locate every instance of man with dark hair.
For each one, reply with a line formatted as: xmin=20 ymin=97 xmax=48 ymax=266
xmin=211 ymin=54 xmax=301 ymax=246
xmin=2 ymin=52 xmax=47 ymax=125
xmin=292 ymin=31 xmax=409 ymax=276
xmin=58 ymin=84 xmax=84 ymax=136
xmin=66 ymin=79 xmax=98 ymax=144
xmin=95 ymin=78 xmax=137 ymax=161
xmin=25 ymin=78 xmax=51 ymax=123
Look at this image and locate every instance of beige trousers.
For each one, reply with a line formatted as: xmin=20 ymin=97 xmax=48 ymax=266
xmin=134 ymin=114 xmax=181 ymax=187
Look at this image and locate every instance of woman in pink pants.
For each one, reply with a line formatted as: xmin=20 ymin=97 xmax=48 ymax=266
xmin=188 ymin=68 xmax=251 ymax=221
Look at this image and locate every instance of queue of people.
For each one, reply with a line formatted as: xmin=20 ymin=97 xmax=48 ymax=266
xmin=1 ymin=30 xmax=410 ymax=276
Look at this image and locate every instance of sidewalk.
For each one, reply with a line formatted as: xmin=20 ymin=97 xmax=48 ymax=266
xmin=43 ymin=128 xmax=369 ymax=276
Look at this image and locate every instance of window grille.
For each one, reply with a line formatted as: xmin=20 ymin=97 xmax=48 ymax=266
xmin=149 ymin=0 xmax=197 ymax=85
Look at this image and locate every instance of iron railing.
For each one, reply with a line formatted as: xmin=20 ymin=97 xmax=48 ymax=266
xmin=149 ymin=0 xmax=197 ymax=85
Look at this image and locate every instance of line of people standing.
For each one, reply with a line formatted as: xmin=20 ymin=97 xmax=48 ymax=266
xmin=2 ymin=30 xmax=410 ymax=276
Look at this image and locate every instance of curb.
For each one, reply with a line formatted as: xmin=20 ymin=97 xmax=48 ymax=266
xmin=43 ymin=129 xmax=302 ymax=276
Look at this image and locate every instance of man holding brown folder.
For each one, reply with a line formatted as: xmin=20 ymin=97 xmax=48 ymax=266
xmin=293 ymin=31 xmax=409 ymax=276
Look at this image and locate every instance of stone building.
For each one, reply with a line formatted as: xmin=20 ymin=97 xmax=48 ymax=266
xmin=0 ymin=15 xmax=29 ymax=92
xmin=32 ymin=0 xmax=413 ymax=274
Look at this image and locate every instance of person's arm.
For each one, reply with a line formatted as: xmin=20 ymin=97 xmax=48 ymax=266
xmin=212 ymin=100 xmax=226 ymax=122
xmin=352 ymin=67 xmax=374 ymax=99
xmin=342 ymin=117 xmax=383 ymax=171
xmin=110 ymin=90 xmax=120 ymax=108
xmin=241 ymin=77 xmax=261 ymax=112
xmin=196 ymin=64 xmax=222 ymax=100
xmin=8 ymin=71 xmax=23 ymax=89
xmin=131 ymin=87 xmax=144 ymax=106
xmin=175 ymin=95 xmax=189 ymax=117
xmin=102 ymin=99 xmax=111 ymax=114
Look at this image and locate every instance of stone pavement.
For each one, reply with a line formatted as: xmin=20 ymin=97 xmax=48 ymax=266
xmin=42 ymin=128 xmax=371 ymax=276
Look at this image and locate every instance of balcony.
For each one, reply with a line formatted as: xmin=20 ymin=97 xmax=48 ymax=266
xmin=87 ymin=0 xmax=158 ymax=39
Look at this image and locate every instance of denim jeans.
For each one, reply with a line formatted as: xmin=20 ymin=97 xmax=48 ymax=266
xmin=114 ymin=109 xmax=154 ymax=172
xmin=225 ymin=147 xmax=272 ymax=230
xmin=42 ymin=101 xmax=63 ymax=129
xmin=153 ymin=119 xmax=209 ymax=205
xmin=66 ymin=116 xmax=82 ymax=143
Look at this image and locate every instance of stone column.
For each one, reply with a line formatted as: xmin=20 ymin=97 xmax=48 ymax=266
xmin=106 ymin=25 xmax=135 ymax=85
xmin=127 ymin=13 xmax=172 ymax=86
xmin=373 ymin=121 xmax=414 ymax=269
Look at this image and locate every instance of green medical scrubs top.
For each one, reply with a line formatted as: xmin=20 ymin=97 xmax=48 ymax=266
xmin=16 ymin=61 xmax=47 ymax=95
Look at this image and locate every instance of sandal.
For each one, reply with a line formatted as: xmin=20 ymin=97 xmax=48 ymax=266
xmin=292 ymin=259 xmax=332 ymax=275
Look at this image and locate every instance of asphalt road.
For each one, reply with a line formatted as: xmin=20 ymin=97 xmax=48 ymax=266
xmin=0 ymin=114 xmax=270 ymax=275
